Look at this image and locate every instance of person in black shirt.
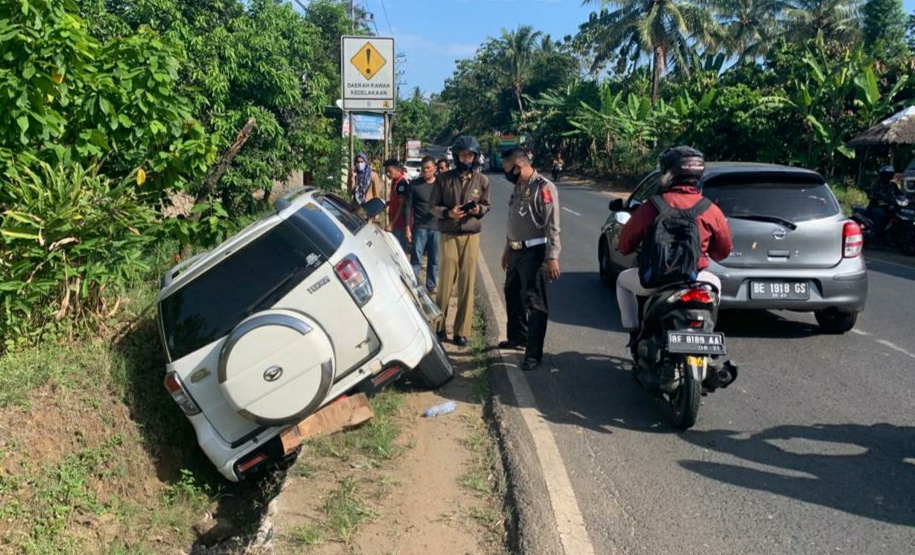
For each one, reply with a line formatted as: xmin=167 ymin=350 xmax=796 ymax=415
xmin=406 ymin=156 xmax=441 ymax=293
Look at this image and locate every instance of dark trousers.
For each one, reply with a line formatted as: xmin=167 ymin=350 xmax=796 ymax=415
xmin=504 ymin=245 xmax=549 ymax=361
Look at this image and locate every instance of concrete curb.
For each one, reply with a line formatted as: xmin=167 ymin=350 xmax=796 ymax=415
xmin=476 ymin=274 xmax=565 ymax=555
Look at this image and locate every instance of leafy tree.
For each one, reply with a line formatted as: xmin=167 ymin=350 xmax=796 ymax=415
xmin=862 ymin=0 xmax=908 ymax=60
xmin=581 ymin=0 xmax=722 ymax=103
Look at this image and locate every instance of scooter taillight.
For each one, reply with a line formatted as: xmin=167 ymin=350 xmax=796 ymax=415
xmin=679 ymin=288 xmax=712 ymax=304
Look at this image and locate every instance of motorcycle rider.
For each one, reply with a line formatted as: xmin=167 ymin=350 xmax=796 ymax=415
xmin=866 ymin=165 xmax=899 ymax=240
xmin=616 ymin=146 xmax=733 ymax=355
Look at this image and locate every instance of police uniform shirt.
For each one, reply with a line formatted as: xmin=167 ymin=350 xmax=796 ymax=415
xmin=507 ymin=172 xmax=562 ymax=259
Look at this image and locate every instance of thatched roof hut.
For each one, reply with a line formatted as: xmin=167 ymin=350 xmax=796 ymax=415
xmin=847 ymin=107 xmax=915 ymax=148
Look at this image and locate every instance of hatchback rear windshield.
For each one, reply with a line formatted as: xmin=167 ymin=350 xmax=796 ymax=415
xmin=160 ymin=220 xmax=330 ymax=361
xmin=702 ymin=173 xmax=841 ymax=223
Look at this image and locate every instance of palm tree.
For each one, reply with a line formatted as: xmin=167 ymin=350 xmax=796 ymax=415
xmin=498 ymin=25 xmax=543 ymax=118
xmin=706 ymin=0 xmax=788 ymax=63
xmin=782 ymin=0 xmax=863 ymax=43
xmin=583 ymin=0 xmax=722 ymax=103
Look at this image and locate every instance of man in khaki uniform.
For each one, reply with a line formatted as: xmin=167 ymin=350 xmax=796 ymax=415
xmin=499 ymin=148 xmax=561 ymax=371
xmin=429 ymin=136 xmax=491 ymax=347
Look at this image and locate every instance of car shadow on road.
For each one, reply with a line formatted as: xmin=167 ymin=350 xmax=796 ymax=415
xmin=521 ymin=349 xmax=691 ymax=437
xmin=543 ymin=271 xmax=621 ymax=332
xmin=716 ymin=310 xmax=819 ymax=338
xmin=677 ymin=423 xmax=915 ymax=527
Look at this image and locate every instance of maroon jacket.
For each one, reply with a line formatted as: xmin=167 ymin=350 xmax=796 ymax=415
xmin=618 ymin=185 xmax=733 ymax=270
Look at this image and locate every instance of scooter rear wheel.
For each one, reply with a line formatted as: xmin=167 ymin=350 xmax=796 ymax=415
xmin=669 ymin=365 xmax=700 ymax=430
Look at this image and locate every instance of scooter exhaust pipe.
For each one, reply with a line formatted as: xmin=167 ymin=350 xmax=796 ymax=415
xmin=716 ymin=361 xmax=738 ymax=388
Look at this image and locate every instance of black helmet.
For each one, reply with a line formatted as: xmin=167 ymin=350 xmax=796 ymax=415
xmin=452 ymin=135 xmax=481 ymax=155
xmin=452 ymin=136 xmax=481 ymax=171
xmin=879 ymin=165 xmax=895 ymax=179
xmin=659 ymin=146 xmax=705 ymax=188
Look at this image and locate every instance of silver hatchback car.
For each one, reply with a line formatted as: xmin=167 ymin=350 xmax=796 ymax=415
xmin=598 ymin=163 xmax=868 ymax=334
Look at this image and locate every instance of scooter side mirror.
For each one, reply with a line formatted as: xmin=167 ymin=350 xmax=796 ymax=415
xmin=609 ymin=198 xmax=625 ymax=212
xmin=614 ymin=211 xmax=632 ymax=225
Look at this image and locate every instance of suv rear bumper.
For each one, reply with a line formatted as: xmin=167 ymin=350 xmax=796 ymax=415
xmin=715 ymin=261 xmax=868 ymax=312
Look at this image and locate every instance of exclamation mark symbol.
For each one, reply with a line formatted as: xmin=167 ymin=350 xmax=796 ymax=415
xmin=365 ymin=49 xmax=372 ymax=77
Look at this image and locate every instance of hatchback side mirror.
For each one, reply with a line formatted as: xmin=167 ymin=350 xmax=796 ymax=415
xmin=609 ymin=197 xmax=625 ymax=212
xmin=360 ymin=198 xmax=387 ymax=220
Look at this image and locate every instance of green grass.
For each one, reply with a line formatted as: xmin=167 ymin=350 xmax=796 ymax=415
xmin=285 ymin=524 xmax=325 ymax=547
xmin=323 ymin=477 xmax=377 ymax=543
xmin=307 ymin=388 xmax=405 ymax=466
xmin=832 ymin=184 xmax=868 ymax=215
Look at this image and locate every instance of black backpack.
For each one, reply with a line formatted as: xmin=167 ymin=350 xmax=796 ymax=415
xmin=638 ymin=195 xmax=712 ymax=288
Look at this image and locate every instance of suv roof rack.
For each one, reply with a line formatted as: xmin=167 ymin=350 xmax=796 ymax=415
xmin=160 ymin=252 xmax=209 ymax=290
xmin=274 ymin=186 xmax=316 ymax=213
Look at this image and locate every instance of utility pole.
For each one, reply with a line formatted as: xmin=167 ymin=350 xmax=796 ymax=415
xmin=350 ymin=0 xmax=355 ymax=33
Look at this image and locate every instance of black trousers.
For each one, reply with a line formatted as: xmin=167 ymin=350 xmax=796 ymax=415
xmin=504 ymin=245 xmax=549 ymax=361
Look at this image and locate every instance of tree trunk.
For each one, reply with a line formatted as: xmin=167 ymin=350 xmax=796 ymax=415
xmin=189 ymin=117 xmax=257 ymax=221
xmin=515 ymin=84 xmax=525 ymax=119
xmin=651 ymin=45 xmax=666 ymax=105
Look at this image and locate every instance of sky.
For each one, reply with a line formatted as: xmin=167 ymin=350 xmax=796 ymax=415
xmin=359 ymin=0 xmax=596 ymax=95
xmin=349 ymin=0 xmax=915 ymax=97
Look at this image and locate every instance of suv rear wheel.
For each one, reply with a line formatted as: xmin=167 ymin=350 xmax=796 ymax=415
xmin=814 ymin=309 xmax=857 ymax=334
xmin=411 ymin=336 xmax=454 ymax=388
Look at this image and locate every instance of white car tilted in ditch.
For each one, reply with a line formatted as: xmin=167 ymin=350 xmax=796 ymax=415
xmin=156 ymin=190 xmax=453 ymax=481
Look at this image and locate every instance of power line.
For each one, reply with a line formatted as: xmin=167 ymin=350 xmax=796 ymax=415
xmin=376 ymin=0 xmax=394 ymax=37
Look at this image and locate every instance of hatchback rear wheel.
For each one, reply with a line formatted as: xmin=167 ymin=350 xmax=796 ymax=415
xmin=814 ymin=309 xmax=858 ymax=334
xmin=411 ymin=336 xmax=454 ymax=388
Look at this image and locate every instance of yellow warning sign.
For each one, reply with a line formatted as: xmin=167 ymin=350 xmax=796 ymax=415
xmin=350 ymin=42 xmax=387 ymax=81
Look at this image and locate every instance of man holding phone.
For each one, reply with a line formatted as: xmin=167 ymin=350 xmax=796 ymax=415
xmin=429 ymin=136 xmax=491 ymax=347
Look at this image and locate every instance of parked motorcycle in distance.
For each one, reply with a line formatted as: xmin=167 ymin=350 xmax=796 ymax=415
xmin=631 ymin=281 xmax=739 ymax=429
xmin=851 ymin=195 xmax=915 ymax=256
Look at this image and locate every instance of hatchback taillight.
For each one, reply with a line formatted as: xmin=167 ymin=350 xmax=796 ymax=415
xmin=843 ymin=221 xmax=863 ymax=258
xmin=335 ymin=255 xmax=373 ymax=306
xmin=164 ymin=372 xmax=201 ymax=416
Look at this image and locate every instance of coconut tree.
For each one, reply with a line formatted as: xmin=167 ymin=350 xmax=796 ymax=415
xmin=706 ymin=0 xmax=789 ymax=63
xmin=782 ymin=0 xmax=863 ymax=42
xmin=583 ymin=0 xmax=722 ymax=103
xmin=498 ymin=25 xmax=543 ymax=118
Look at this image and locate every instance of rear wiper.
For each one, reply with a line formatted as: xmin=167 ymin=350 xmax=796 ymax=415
xmin=729 ymin=214 xmax=797 ymax=230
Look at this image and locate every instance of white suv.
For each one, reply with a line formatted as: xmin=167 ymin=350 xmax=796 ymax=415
xmin=156 ymin=189 xmax=453 ymax=481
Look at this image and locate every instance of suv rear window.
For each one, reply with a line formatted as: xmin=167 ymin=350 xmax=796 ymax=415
xmin=160 ymin=222 xmax=327 ymax=361
xmin=703 ymin=173 xmax=841 ymax=223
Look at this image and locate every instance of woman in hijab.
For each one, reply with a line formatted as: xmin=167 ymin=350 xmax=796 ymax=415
xmin=348 ymin=153 xmax=382 ymax=207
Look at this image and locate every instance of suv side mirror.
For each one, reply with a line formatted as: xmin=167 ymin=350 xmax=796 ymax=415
xmin=360 ymin=198 xmax=387 ymax=220
xmin=609 ymin=198 xmax=625 ymax=212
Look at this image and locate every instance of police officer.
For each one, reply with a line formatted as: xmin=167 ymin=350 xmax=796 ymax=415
xmin=499 ymin=148 xmax=561 ymax=371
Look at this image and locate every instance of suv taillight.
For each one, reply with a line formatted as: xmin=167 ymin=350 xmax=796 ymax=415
xmin=335 ymin=255 xmax=373 ymax=306
xmin=164 ymin=372 xmax=201 ymax=416
xmin=843 ymin=221 xmax=863 ymax=258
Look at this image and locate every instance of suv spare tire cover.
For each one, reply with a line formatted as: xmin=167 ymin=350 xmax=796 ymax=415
xmin=218 ymin=309 xmax=335 ymax=427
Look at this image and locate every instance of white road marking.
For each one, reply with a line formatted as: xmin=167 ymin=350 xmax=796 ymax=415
xmin=562 ymin=207 xmax=582 ymax=217
xmin=478 ymin=254 xmax=597 ymax=555
xmin=851 ymin=329 xmax=915 ymax=359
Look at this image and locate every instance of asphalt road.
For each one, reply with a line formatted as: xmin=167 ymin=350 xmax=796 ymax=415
xmin=478 ymin=173 xmax=915 ymax=555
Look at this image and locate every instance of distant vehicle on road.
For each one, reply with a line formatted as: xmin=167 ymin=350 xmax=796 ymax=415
xmin=598 ymin=163 xmax=868 ymax=334
xmin=404 ymin=158 xmax=422 ymax=181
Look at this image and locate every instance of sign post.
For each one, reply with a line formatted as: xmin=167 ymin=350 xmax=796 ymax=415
xmin=341 ymin=36 xmax=396 ymax=208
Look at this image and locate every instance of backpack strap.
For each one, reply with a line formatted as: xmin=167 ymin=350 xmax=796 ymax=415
xmin=683 ymin=197 xmax=713 ymax=220
xmin=650 ymin=195 xmax=673 ymax=215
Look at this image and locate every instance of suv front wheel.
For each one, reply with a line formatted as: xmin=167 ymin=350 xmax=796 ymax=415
xmin=814 ymin=309 xmax=858 ymax=334
xmin=411 ymin=337 xmax=455 ymax=388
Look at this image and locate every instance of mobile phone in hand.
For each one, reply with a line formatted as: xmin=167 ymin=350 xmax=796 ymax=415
xmin=460 ymin=200 xmax=477 ymax=212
